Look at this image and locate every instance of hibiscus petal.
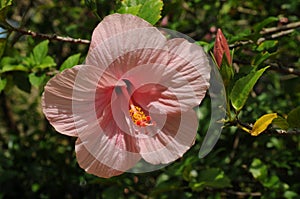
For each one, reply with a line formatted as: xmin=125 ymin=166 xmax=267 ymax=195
xmin=161 ymin=38 xmax=211 ymax=107
xmin=75 ymin=138 xmax=124 ymax=178
xmin=86 ymin=27 xmax=168 ymax=77
xmin=67 ymin=65 xmax=142 ymax=176
xmin=42 ymin=66 xmax=81 ymax=136
xmin=89 ymin=13 xmax=152 ymax=52
xmin=42 ymin=64 xmax=121 ymax=136
xmin=138 ymin=109 xmax=198 ymax=164
xmin=118 ymin=38 xmax=210 ymax=114
xmin=75 ymin=117 xmax=142 ymax=177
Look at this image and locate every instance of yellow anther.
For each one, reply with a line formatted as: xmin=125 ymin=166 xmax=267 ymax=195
xmin=129 ymin=104 xmax=152 ymax=127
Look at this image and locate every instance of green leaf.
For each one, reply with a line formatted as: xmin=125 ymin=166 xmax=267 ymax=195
xmin=29 ymin=73 xmax=46 ymax=87
xmin=219 ymin=58 xmax=234 ymax=86
xmin=25 ymin=40 xmax=56 ymax=70
xmin=32 ymin=40 xmax=49 ymax=65
xmin=0 ymin=76 xmax=7 ymax=92
xmin=249 ymin=158 xmax=268 ymax=180
xmin=287 ymin=106 xmax=300 ymax=128
xmin=250 ymin=158 xmax=281 ymax=189
xmin=117 ymin=4 xmax=141 ymax=16
xmin=272 ymin=116 xmax=289 ymax=130
xmin=101 ymin=186 xmax=123 ymax=199
xmin=0 ymin=0 xmax=12 ymax=22
xmin=256 ymin=40 xmax=278 ymax=52
xmin=117 ymin=0 xmax=163 ymax=25
xmin=0 ymin=0 xmax=12 ymax=8
xmin=253 ymin=16 xmax=278 ymax=33
xmin=36 ymin=56 xmax=56 ymax=69
xmin=230 ymin=66 xmax=269 ymax=111
xmin=284 ymin=191 xmax=298 ymax=199
xmin=60 ymin=53 xmax=81 ymax=71
xmin=138 ymin=0 xmax=163 ymax=25
xmin=190 ymin=168 xmax=231 ymax=191
xmin=252 ymin=51 xmax=274 ymax=67
xmin=250 ymin=113 xmax=277 ymax=136
xmin=1 ymin=64 xmax=28 ymax=73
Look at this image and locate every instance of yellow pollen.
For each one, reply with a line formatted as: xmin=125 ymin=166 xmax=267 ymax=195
xmin=129 ymin=104 xmax=152 ymax=127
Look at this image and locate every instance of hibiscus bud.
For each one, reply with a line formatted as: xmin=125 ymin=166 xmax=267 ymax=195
xmin=213 ymin=28 xmax=232 ymax=68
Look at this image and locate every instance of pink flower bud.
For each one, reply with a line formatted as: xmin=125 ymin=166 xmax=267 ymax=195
xmin=213 ymin=28 xmax=232 ymax=68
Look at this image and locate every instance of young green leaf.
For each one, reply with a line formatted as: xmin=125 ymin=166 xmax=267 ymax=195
xmin=253 ymin=16 xmax=278 ymax=33
xmin=33 ymin=40 xmax=49 ymax=65
xmin=287 ymin=106 xmax=300 ymax=128
xmin=29 ymin=73 xmax=46 ymax=87
xmin=0 ymin=0 xmax=12 ymax=22
xmin=250 ymin=113 xmax=278 ymax=136
xmin=251 ymin=51 xmax=273 ymax=68
xmin=117 ymin=4 xmax=141 ymax=16
xmin=117 ymin=0 xmax=163 ymax=25
xmin=60 ymin=53 xmax=81 ymax=71
xmin=230 ymin=66 xmax=269 ymax=111
xmin=256 ymin=40 xmax=278 ymax=52
xmin=249 ymin=158 xmax=268 ymax=180
xmin=138 ymin=0 xmax=163 ymax=25
xmin=36 ymin=56 xmax=56 ymax=69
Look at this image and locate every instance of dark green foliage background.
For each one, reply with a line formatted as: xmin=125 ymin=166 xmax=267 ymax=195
xmin=0 ymin=0 xmax=299 ymax=198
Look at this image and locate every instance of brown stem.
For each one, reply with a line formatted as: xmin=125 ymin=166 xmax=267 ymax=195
xmin=269 ymin=63 xmax=300 ymax=76
xmin=229 ymin=21 xmax=300 ymax=48
xmin=260 ymin=21 xmax=300 ymax=35
xmin=12 ymin=27 xmax=91 ymax=45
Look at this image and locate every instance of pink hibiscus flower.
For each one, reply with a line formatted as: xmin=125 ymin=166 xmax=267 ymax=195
xmin=42 ymin=14 xmax=211 ymax=178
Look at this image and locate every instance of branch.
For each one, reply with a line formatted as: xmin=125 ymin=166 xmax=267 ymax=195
xmin=269 ymin=63 xmax=300 ymax=76
xmin=12 ymin=27 xmax=91 ymax=45
xmin=229 ymin=21 xmax=300 ymax=48
xmin=227 ymin=118 xmax=300 ymax=136
xmin=225 ymin=189 xmax=261 ymax=197
xmin=260 ymin=21 xmax=300 ymax=35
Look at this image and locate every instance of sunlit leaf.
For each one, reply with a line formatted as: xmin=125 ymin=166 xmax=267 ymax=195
xmin=117 ymin=0 xmax=163 ymax=25
xmin=249 ymin=158 xmax=267 ymax=179
xmin=117 ymin=4 xmax=141 ymax=15
xmin=287 ymin=106 xmax=300 ymax=128
xmin=256 ymin=40 xmax=278 ymax=52
xmin=0 ymin=0 xmax=12 ymax=22
xmin=36 ymin=56 xmax=56 ymax=69
xmin=60 ymin=53 xmax=81 ymax=71
xmin=250 ymin=113 xmax=278 ymax=136
xmin=29 ymin=73 xmax=46 ymax=87
xmin=33 ymin=40 xmax=49 ymax=65
xmin=138 ymin=0 xmax=163 ymax=25
xmin=230 ymin=66 xmax=269 ymax=111
xmin=1 ymin=64 xmax=28 ymax=72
